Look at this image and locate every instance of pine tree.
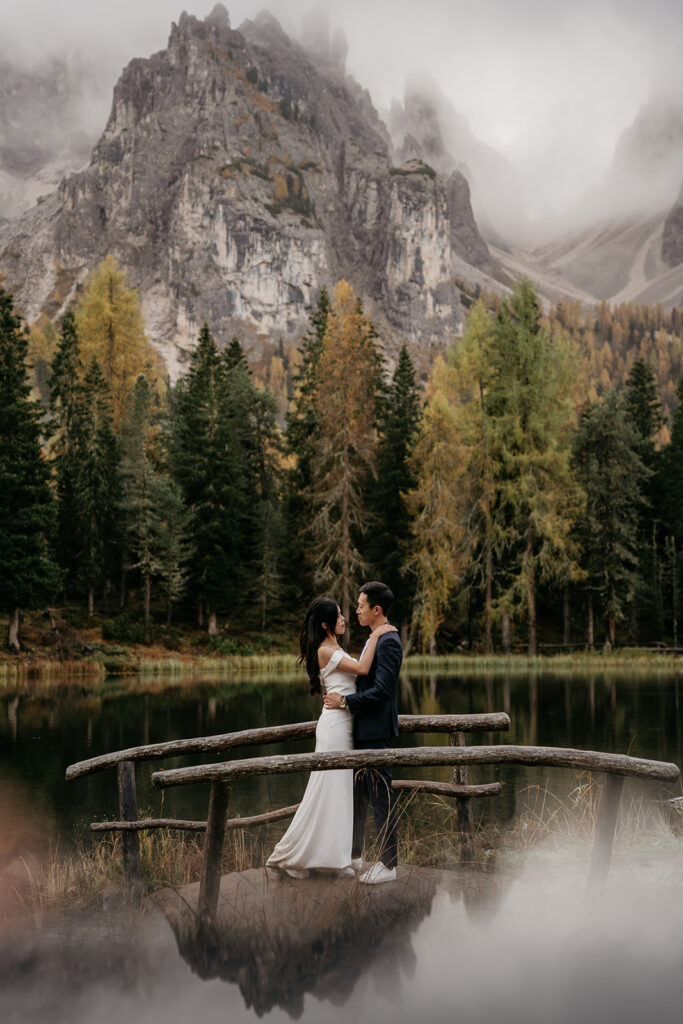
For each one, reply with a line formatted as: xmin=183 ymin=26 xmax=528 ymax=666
xmin=224 ymin=338 xmax=285 ymax=628
xmin=0 ymin=285 xmax=61 ymax=649
xmin=446 ymin=300 xmax=498 ymax=651
xmin=487 ymin=279 xmax=581 ymax=654
xmin=168 ymin=324 xmax=250 ymax=633
xmin=659 ymin=374 xmax=683 ymax=644
xmin=623 ymin=359 xmax=664 ymax=639
xmin=572 ymin=392 xmax=648 ymax=646
xmin=73 ymin=357 xmax=122 ymax=615
xmin=49 ymin=311 xmax=84 ymax=594
xmin=369 ymin=344 xmax=421 ymax=637
xmin=120 ymin=375 xmax=168 ymax=641
xmin=310 ymin=281 xmax=380 ymax=630
xmin=284 ymin=287 xmax=330 ymax=604
xmin=75 ymin=255 xmax=162 ymax=428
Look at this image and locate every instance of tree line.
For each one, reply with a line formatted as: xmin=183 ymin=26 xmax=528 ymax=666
xmin=1 ymin=260 xmax=682 ymax=654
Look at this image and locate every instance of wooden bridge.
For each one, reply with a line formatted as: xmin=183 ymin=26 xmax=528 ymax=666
xmin=65 ymin=711 xmax=680 ymax=923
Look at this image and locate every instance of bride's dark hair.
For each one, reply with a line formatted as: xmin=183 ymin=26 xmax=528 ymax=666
xmin=299 ymin=596 xmax=339 ymax=695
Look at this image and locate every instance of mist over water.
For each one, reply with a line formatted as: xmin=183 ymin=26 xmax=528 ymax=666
xmin=4 ymin=854 xmax=683 ymax=1024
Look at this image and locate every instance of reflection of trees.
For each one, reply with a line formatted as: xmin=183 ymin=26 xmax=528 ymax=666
xmin=156 ymin=867 xmax=442 ymax=1017
xmin=155 ymin=864 xmax=510 ymax=1017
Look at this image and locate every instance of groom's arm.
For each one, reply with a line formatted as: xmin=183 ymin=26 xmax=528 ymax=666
xmin=344 ymin=635 xmax=402 ymax=716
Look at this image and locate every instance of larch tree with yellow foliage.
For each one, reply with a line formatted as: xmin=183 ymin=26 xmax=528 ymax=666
xmin=404 ymin=381 xmax=469 ymax=653
xmin=75 ymin=255 xmax=162 ymax=427
xmin=310 ymin=281 xmax=381 ymax=632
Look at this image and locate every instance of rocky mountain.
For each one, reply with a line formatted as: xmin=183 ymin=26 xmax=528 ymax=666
xmin=387 ymin=82 xmax=526 ymax=243
xmin=663 ymin=179 xmax=683 ymax=269
xmin=0 ymin=5 xmax=499 ymax=378
xmin=490 ymin=97 xmax=683 ymax=310
xmin=0 ymin=55 xmax=110 ymax=223
xmin=606 ymin=93 xmax=683 ymax=218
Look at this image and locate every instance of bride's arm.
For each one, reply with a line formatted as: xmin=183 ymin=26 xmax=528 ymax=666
xmin=336 ymin=623 xmax=397 ymax=676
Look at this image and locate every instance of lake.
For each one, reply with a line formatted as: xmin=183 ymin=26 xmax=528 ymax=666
xmin=2 ymin=664 xmax=683 ymax=1024
xmin=1 ymin=666 xmax=682 ymax=847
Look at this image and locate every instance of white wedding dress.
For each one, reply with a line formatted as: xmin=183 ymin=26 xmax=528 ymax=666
xmin=266 ymin=648 xmax=356 ymax=873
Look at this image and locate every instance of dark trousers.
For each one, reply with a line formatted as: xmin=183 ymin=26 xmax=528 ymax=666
xmin=352 ymin=737 xmax=398 ymax=869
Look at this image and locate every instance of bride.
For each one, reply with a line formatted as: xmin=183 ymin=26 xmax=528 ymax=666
xmin=266 ymin=596 xmax=396 ymax=878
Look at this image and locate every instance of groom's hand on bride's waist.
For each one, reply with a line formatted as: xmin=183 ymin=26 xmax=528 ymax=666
xmin=323 ymin=693 xmax=343 ymax=709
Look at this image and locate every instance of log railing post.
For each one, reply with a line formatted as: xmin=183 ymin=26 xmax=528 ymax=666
xmin=116 ymin=760 xmax=142 ymax=900
xmin=451 ymin=732 xmax=473 ymax=839
xmin=198 ymin=781 xmax=231 ymax=923
xmin=588 ymin=773 xmax=624 ymax=890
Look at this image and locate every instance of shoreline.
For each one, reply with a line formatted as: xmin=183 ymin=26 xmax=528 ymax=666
xmin=1 ymin=648 xmax=683 ymax=683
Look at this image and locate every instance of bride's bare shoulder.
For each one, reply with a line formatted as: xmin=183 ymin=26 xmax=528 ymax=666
xmin=317 ymin=645 xmax=336 ymax=668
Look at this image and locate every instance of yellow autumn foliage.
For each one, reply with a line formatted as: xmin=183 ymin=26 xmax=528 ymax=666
xmin=75 ymin=255 xmax=165 ymax=427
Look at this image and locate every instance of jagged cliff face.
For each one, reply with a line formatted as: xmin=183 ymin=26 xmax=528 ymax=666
xmin=663 ymin=180 xmax=683 ymax=268
xmin=0 ymin=5 xmax=496 ymax=377
xmin=388 ymin=85 xmax=527 ymax=244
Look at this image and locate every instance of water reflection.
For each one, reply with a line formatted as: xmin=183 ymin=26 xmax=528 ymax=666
xmin=2 ymin=668 xmax=683 ymax=850
xmin=4 ymin=853 xmax=683 ymax=1024
xmin=154 ymin=866 xmax=459 ymax=1016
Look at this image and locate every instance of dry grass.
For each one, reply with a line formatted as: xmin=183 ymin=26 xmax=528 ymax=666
xmin=16 ymin=776 xmax=683 ymax=916
xmin=20 ymin=824 xmax=265 ymax=914
xmin=404 ymin=650 xmax=683 ymax=676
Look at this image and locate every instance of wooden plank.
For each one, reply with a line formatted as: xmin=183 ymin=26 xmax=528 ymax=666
xmin=116 ymin=761 xmax=142 ymax=899
xmin=588 ymin=774 xmax=625 ymax=889
xmin=391 ymin=780 xmax=501 ymax=798
xmin=90 ymin=803 xmax=302 ymax=833
xmin=65 ymin=714 xmax=511 ymax=780
xmin=151 ymin=744 xmax=681 ymax=789
xmin=198 ymin=782 xmax=231 ymax=923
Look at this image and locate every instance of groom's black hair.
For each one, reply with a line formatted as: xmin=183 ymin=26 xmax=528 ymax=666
xmin=359 ymin=581 xmax=394 ymax=615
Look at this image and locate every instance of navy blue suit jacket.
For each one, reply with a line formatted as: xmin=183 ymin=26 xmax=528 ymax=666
xmin=345 ymin=632 xmax=403 ymax=742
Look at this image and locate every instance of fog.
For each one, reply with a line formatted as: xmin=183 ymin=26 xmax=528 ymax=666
xmin=2 ymin=0 xmax=683 ymax=236
xmin=4 ymin=852 xmax=683 ymax=1023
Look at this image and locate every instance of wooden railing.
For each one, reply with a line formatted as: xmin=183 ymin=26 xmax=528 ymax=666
xmin=65 ymin=713 xmax=510 ymax=895
xmin=149 ymin=744 xmax=680 ymax=921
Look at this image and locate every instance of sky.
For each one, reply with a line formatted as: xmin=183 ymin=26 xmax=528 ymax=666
xmin=3 ymin=0 xmax=683 ymax=224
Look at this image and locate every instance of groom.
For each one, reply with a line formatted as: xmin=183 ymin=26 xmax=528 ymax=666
xmin=323 ymin=581 xmax=402 ymax=884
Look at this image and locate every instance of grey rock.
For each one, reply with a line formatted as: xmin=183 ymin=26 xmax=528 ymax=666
xmin=0 ymin=8 xmax=497 ymax=378
xmin=662 ymin=179 xmax=683 ymax=267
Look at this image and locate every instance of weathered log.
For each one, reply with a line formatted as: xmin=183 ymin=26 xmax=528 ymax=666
xmin=117 ymin=761 xmax=142 ymax=899
xmin=588 ymin=774 xmax=625 ymax=889
xmin=391 ymin=780 xmax=502 ymax=798
xmin=198 ymin=782 xmax=231 ymax=922
xmin=151 ymin=745 xmax=680 ymax=789
xmin=91 ymin=818 xmax=207 ymax=833
xmin=451 ymin=732 xmax=473 ymax=834
xmin=89 ymin=803 xmax=302 ymax=834
xmin=65 ymin=714 xmax=510 ymax=781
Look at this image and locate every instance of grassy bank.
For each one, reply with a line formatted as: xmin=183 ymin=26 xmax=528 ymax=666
xmin=405 ymin=649 xmax=683 ymax=676
xmin=2 ymin=647 xmax=683 ymax=685
xmin=12 ymin=776 xmax=682 ymax=918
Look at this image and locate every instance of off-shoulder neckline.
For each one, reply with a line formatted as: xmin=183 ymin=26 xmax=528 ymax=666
xmin=320 ymin=647 xmax=345 ymax=676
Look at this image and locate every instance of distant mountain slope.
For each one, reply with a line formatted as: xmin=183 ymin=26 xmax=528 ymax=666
xmin=0 ymin=4 xmax=498 ymax=377
xmin=0 ymin=55 xmax=111 ymax=221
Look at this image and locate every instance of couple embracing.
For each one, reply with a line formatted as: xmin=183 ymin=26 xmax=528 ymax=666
xmin=266 ymin=581 xmax=402 ymax=885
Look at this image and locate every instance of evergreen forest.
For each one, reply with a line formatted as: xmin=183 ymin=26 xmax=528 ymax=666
xmin=2 ymin=260 xmax=683 ymax=656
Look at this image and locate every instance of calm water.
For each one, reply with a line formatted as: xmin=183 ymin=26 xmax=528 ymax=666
xmin=1 ymin=668 xmax=682 ymax=847
xmin=3 ymin=667 xmax=683 ymax=1024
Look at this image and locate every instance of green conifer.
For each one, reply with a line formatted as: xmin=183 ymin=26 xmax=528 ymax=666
xmin=0 ymin=285 xmax=61 ymax=649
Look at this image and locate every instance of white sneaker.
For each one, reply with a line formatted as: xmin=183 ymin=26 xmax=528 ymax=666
xmin=358 ymin=862 xmax=397 ymax=885
xmin=351 ymin=858 xmax=363 ymax=873
xmin=338 ymin=865 xmax=356 ymax=877
xmin=284 ymin=867 xmax=309 ymax=878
